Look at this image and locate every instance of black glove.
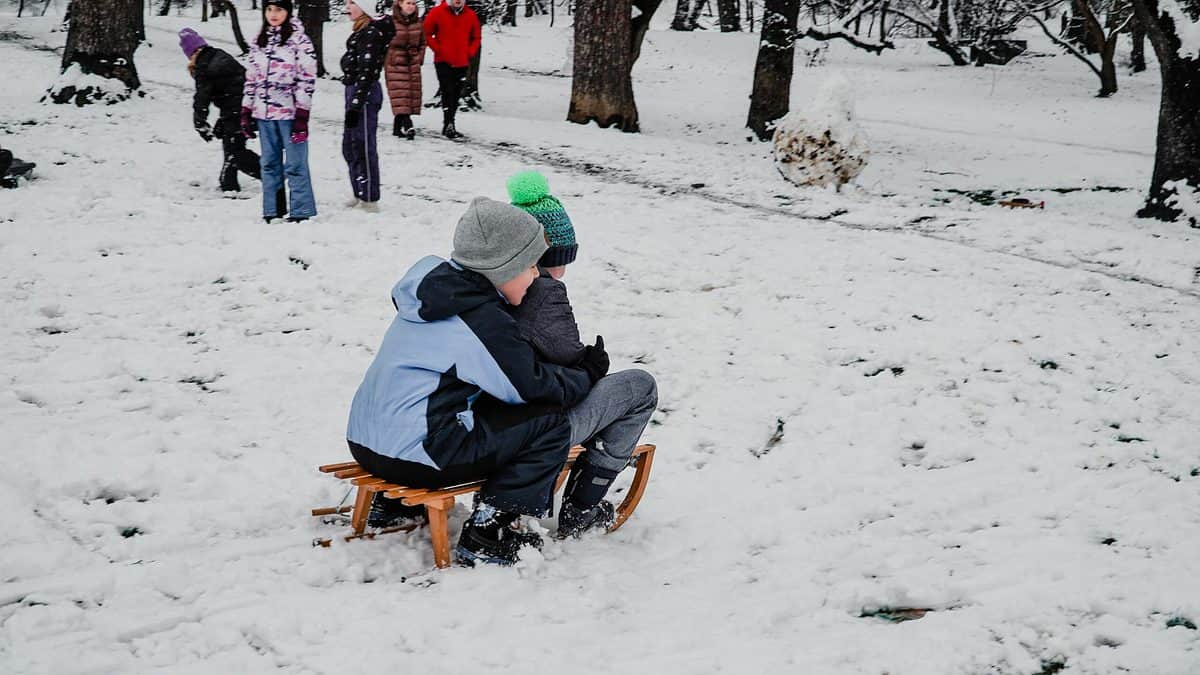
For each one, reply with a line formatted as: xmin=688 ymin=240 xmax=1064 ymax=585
xmin=579 ymin=335 xmax=609 ymax=384
xmin=345 ymin=108 xmax=361 ymax=129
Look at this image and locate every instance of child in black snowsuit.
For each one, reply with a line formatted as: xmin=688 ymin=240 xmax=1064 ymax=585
xmin=340 ymin=0 xmax=395 ymax=210
xmin=180 ymin=28 xmax=263 ymax=193
xmin=504 ymin=170 xmax=659 ymax=539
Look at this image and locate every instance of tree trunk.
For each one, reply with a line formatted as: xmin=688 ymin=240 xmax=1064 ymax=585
xmin=213 ymin=0 xmax=250 ymax=55
xmin=631 ymin=0 xmax=662 ymax=63
xmin=202 ymin=0 xmax=209 ymax=22
xmin=1130 ymin=0 xmax=1200 ymax=221
xmin=568 ymin=0 xmax=639 ymax=131
xmin=503 ymin=0 xmax=518 ymax=25
xmin=717 ymin=0 xmax=740 ymax=31
xmin=671 ymin=0 xmax=693 ymax=29
xmin=157 ymin=0 xmax=170 ymax=16
xmin=52 ymin=0 xmax=142 ymax=105
xmin=746 ymin=0 xmax=800 ymax=140
xmin=1130 ymin=13 xmax=1146 ymax=72
xmin=1099 ymin=33 xmax=1119 ymax=95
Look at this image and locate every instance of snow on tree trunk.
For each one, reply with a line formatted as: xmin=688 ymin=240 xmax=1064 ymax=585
xmin=746 ymin=0 xmax=801 ymax=140
xmin=49 ymin=0 xmax=142 ymax=106
xmin=772 ymin=74 xmax=870 ymax=190
xmin=1130 ymin=0 xmax=1200 ymax=222
xmin=568 ymin=0 xmax=639 ymax=131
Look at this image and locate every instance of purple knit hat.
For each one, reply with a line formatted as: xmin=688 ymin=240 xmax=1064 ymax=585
xmin=179 ymin=28 xmax=207 ymax=58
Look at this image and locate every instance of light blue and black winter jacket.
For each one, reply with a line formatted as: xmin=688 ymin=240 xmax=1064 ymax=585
xmin=347 ymin=255 xmax=593 ymax=468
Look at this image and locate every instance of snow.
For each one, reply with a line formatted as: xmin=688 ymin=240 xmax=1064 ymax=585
xmin=3 ymin=7 xmax=1200 ymax=675
xmin=1156 ymin=0 xmax=1200 ymax=61
xmin=773 ymin=72 xmax=870 ymax=188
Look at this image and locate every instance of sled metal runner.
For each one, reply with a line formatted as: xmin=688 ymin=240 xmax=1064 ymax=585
xmin=313 ymin=444 xmax=656 ymax=568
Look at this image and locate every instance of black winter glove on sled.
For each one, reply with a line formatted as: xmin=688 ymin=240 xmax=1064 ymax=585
xmin=579 ymin=335 xmax=610 ymax=384
xmin=345 ymin=108 xmax=361 ymax=129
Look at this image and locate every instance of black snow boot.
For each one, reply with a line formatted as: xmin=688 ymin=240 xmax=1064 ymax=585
xmin=399 ymin=114 xmax=414 ymax=140
xmin=456 ymin=506 xmax=542 ymax=567
xmin=557 ymin=499 xmax=615 ymax=539
xmin=392 ymin=114 xmax=404 ymax=138
xmin=441 ymin=121 xmax=462 ymax=140
xmin=557 ymin=461 xmax=620 ymax=538
xmin=366 ymin=493 xmax=428 ymax=529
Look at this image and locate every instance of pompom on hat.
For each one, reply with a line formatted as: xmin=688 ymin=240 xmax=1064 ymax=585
xmin=506 ymin=170 xmax=578 ymax=268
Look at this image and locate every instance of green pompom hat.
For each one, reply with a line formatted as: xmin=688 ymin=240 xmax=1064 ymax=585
xmin=506 ymin=170 xmax=578 ymax=268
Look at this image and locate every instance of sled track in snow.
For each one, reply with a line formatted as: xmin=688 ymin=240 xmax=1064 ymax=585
xmin=450 ymin=135 xmax=1200 ymax=301
xmin=9 ymin=30 xmax=1199 ymax=300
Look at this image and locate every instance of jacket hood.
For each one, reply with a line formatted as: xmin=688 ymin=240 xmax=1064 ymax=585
xmin=391 ymin=255 xmax=500 ymax=323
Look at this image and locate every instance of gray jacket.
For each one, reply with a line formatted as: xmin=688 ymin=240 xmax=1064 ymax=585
xmin=507 ymin=271 xmax=586 ymax=366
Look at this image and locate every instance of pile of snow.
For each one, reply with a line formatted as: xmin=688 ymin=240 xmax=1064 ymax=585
xmin=1164 ymin=179 xmax=1200 ymax=226
xmin=772 ymin=73 xmax=869 ymax=190
xmin=45 ymin=62 xmax=139 ymax=106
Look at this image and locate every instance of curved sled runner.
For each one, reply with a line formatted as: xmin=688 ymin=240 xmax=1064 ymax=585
xmin=313 ymin=444 xmax=656 ymax=568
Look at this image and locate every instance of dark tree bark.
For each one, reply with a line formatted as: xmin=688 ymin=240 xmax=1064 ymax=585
xmin=569 ymin=0 xmax=639 ymax=131
xmin=51 ymin=0 xmax=142 ymax=105
xmin=1129 ymin=0 xmax=1200 ymax=221
xmin=631 ymin=0 xmax=662 ymax=63
xmin=1130 ymin=12 xmax=1147 ymax=72
xmin=157 ymin=0 xmax=171 ymax=16
xmin=671 ymin=0 xmax=693 ymax=29
xmin=746 ymin=0 xmax=800 ymax=140
xmin=1074 ymin=0 xmax=1118 ymax=95
xmin=503 ymin=0 xmax=518 ymax=25
xmin=717 ymin=0 xmax=740 ymax=30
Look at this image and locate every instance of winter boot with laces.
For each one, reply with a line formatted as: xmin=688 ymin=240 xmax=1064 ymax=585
xmin=366 ymin=493 xmax=428 ymax=529
xmin=456 ymin=503 xmax=542 ymax=567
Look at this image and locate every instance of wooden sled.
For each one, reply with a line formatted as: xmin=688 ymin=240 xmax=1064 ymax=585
xmin=313 ymin=444 xmax=656 ymax=568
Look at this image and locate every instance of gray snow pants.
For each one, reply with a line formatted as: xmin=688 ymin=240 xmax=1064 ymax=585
xmin=567 ymin=369 xmax=658 ymax=473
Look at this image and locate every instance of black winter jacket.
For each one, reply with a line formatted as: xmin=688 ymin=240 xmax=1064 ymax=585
xmin=192 ymin=46 xmax=246 ymax=136
xmin=507 ymin=272 xmax=587 ymax=367
xmin=341 ymin=17 xmax=396 ymax=111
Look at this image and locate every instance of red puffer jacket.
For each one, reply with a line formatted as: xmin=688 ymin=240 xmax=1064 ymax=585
xmin=423 ymin=2 xmax=480 ymax=68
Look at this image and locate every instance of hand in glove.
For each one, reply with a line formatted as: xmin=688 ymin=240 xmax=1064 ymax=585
xmin=579 ymin=335 xmax=610 ymax=384
xmin=240 ymin=107 xmax=256 ymax=139
xmin=196 ymin=123 xmax=214 ymax=142
xmin=345 ymin=108 xmax=361 ymax=129
xmin=291 ymin=108 xmax=310 ymax=144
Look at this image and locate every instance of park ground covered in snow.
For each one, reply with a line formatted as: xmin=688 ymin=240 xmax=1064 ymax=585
xmin=2 ymin=5 xmax=1199 ymax=674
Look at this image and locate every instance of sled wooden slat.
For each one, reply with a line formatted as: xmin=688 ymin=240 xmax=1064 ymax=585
xmin=313 ymin=444 xmax=656 ymax=568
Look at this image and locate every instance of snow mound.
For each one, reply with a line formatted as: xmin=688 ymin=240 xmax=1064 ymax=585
xmin=772 ymin=73 xmax=869 ymax=190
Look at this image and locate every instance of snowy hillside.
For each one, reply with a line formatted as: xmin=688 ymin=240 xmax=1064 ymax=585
xmin=2 ymin=7 xmax=1199 ymax=674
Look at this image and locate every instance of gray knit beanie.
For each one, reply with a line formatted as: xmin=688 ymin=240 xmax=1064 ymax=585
xmin=451 ymin=197 xmax=548 ymax=286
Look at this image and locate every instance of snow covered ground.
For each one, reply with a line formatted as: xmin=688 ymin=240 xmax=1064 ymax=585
xmin=2 ymin=6 xmax=1199 ymax=674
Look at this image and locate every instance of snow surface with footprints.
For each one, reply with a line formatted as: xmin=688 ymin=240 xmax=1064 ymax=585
xmin=2 ymin=8 xmax=1199 ymax=674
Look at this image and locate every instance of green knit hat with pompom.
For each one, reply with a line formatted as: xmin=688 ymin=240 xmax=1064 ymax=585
xmin=506 ymin=170 xmax=578 ymax=268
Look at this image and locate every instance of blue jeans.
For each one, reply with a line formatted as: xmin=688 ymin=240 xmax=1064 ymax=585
xmin=257 ymin=118 xmax=316 ymax=219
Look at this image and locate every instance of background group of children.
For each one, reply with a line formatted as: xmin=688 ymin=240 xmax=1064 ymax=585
xmin=182 ymin=0 xmax=481 ymax=221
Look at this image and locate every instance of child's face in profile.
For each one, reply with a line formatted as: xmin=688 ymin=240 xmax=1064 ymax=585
xmin=497 ymin=264 xmax=539 ymax=305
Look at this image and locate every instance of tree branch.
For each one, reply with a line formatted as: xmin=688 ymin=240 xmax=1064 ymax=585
xmin=1017 ymin=0 xmax=1103 ymax=78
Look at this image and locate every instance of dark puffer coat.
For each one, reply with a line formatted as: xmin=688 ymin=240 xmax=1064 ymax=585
xmin=192 ymin=46 xmax=246 ymax=137
xmin=341 ymin=17 xmax=396 ymax=111
xmin=385 ymin=11 xmax=426 ymax=116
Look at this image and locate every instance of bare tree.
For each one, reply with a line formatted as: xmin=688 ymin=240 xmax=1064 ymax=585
xmin=568 ymin=0 xmax=662 ymax=131
xmin=1022 ymin=0 xmax=1130 ymax=96
xmin=48 ymin=0 xmax=142 ymax=105
xmin=717 ymin=0 xmax=742 ymax=29
xmin=1127 ymin=0 xmax=1200 ymax=220
xmin=747 ymin=0 xmax=801 ymax=139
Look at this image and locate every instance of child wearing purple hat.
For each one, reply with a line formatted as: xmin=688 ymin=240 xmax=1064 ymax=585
xmin=180 ymin=28 xmax=262 ymax=194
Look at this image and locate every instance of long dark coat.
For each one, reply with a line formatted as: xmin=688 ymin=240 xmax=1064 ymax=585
xmin=385 ymin=12 xmax=426 ymax=116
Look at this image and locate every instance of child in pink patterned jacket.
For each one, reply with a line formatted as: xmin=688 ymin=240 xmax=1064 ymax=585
xmin=241 ymin=0 xmax=318 ymax=223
